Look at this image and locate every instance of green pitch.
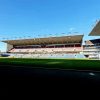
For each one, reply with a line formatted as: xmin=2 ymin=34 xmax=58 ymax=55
xmin=0 ymin=58 xmax=100 ymax=71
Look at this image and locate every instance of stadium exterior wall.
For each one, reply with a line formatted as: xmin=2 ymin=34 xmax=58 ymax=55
xmin=7 ymin=44 xmax=13 ymax=52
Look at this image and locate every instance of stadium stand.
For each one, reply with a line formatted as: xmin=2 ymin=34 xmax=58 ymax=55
xmin=2 ymin=35 xmax=86 ymax=59
xmin=89 ymin=20 xmax=100 ymax=36
xmin=83 ymin=39 xmax=100 ymax=59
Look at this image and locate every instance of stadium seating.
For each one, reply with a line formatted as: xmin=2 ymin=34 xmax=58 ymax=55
xmin=7 ymin=44 xmax=85 ymax=59
xmin=11 ymin=53 xmax=86 ymax=59
xmin=9 ymin=47 xmax=83 ymax=53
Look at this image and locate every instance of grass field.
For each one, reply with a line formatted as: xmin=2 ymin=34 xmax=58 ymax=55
xmin=0 ymin=58 xmax=100 ymax=71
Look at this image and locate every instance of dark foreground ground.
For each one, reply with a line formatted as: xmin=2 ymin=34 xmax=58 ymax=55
xmin=0 ymin=64 xmax=100 ymax=96
xmin=0 ymin=58 xmax=100 ymax=96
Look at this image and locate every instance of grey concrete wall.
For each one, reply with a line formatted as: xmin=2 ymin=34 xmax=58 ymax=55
xmin=7 ymin=44 xmax=13 ymax=52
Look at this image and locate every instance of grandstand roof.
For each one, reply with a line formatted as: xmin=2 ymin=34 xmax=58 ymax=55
xmin=89 ymin=20 xmax=100 ymax=36
xmin=85 ymin=38 xmax=100 ymax=45
xmin=3 ymin=35 xmax=84 ymax=46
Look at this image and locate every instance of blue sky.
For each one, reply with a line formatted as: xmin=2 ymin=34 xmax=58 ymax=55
xmin=0 ymin=0 xmax=100 ymax=51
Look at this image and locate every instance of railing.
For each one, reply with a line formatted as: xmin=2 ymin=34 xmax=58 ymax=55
xmin=83 ymin=49 xmax=100 ymax=51
xmin=11 ymin=53 xmax=86 ymax=59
